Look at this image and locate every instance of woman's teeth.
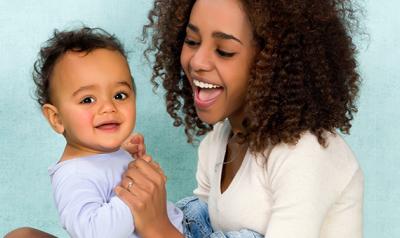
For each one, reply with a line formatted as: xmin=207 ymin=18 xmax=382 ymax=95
xmin=193 ymin=79 xmax=220 ymax=89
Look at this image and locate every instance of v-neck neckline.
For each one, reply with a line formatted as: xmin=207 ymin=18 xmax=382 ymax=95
xmin=217 ymin=121 xmax=250 ymax=197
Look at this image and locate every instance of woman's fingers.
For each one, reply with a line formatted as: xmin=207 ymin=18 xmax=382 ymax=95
xmin=117 ymin=156 xmax=169 ymax=235
xmin=139 ymin=154 xmax=153 ymax=163
xmin=125 ymin=161 xmax=165 ymax=192
xmin=118 ymin=173 xmax=160 ymax=211
xmin=128 ymin=159 xmax=166 ymax=184
xmin=120 ymin=176 xmax=134 ymax=192
xmin=128 ymin=155 xmax=165 ymax=179
xmin=115 ymin=186 xmax=140 ymax=211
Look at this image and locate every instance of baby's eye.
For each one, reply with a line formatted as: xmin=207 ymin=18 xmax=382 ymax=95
xmin=80 ymin=97 xmax=95 ymax=104
xmin=114 ymin=92 xmax=128 ymax=100
xmin=216 ymin=49 xmax=235 ymax=58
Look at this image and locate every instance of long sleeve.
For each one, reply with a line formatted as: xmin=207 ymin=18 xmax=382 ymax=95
xmin=53 ymin=173 xmax=134 ymax=238
xmin=265 ymin=133 xmax=363 ymax=238
xmin=166 ymin=201 xmax=184 ymax=233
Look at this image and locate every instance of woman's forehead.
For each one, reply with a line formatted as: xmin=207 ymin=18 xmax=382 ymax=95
xmin=189 ymin=0 xmax=253 ymax=40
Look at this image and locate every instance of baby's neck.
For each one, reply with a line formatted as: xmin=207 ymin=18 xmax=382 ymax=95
xmin=60 ymin=143 xmax=119 ymax=162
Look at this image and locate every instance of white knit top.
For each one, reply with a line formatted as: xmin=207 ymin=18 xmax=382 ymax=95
xmin=194 ymin=120 xmax=363 ymax=238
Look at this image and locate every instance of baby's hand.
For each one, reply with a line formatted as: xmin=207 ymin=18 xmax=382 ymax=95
xmin=122 ymin=133 xmax=146 ymax=160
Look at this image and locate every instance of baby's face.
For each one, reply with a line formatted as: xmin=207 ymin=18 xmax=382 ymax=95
xmin=49 ymin=48 xmax=136 ymax=153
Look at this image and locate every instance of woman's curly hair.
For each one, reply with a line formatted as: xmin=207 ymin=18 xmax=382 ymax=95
xmin=143 ymin=0 xmax=362 ymax=153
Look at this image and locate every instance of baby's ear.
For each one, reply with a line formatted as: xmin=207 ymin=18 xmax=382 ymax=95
xmin=42 ymin=104 xmax=64 ymax=134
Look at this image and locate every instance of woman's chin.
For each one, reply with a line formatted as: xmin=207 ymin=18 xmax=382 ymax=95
xmin=196 ymin=111 xmax=225 ymax=126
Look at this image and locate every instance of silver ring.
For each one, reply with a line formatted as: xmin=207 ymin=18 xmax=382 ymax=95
xmin=127 ymin=180 xmax=133 ymax=190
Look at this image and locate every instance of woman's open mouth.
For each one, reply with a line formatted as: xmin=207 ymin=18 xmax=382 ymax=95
xmin=193 ymin=79 xmax=223 ymax=109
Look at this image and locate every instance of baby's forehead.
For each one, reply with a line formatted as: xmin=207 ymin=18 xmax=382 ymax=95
xmin=52 ymin=49 xmax=128 ymax=82
xmin=54 ymin=48 xmax=129 ymax=75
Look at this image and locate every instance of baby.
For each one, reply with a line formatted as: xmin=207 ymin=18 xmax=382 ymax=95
xmin=32 ymin=27 xmax=183 ymax=238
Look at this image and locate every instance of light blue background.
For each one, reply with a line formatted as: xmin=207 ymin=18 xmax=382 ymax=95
xmin=0 ymin=0 xmax=398 ymax=237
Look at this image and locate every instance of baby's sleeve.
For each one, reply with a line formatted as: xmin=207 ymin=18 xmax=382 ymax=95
xmin=52 ymin=168 xmax=134 ymax=238
xmin=166 ymin=201 xmax=184 ymax=233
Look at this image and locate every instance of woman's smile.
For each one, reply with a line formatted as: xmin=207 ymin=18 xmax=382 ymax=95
xmin=192 ymin=78 xmax=224 ymax=109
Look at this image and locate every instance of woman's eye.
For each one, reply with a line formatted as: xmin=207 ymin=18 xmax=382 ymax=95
xmin=216 ymin=49 xmax=235 ymax=58
xmin=80 ymin=97 xmax=95 ymax=104
xmin=184 ymin=38 xmax=199 ymax=47
xmin=114 ymin=92 xmax=128 ymax=100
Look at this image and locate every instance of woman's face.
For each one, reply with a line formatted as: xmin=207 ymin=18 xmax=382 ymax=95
xmin=180 ymin=0 xmax=256 ymax=129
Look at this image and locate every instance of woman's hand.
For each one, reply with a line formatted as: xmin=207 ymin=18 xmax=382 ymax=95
xmin=115 ymin=156 xmax=182 ymax=238
xmin=121 ymin=133 xmax=146 ymax=159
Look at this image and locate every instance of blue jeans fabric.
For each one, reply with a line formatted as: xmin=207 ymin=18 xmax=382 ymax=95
xmin=176 ymin=196 xmax=264 ymax=238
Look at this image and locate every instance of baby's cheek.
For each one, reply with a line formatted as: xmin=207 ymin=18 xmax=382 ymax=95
xmin=78 ymin=111 xmax=95 ymax=126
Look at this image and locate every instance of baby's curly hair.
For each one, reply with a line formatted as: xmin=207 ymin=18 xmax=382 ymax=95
xmin=143 ymin=0 xmax=362 ymax=152
xmin=33 ymin=27 xmax=131 ymax=106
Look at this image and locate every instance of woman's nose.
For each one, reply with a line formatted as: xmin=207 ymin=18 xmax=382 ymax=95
xmin=190 ymin=46 xmax=213 ymax=72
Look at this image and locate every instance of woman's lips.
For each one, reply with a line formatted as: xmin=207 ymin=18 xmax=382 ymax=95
xmin=194 ymin=86 xmax=223 ymax=109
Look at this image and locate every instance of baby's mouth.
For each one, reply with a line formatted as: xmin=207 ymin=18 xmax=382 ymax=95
xmin=95 ymin=122 xmax=120 ymax=131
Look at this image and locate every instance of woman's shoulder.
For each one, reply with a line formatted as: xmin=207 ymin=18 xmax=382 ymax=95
xmin=273 ymin=130 xmax=357 ymax=160
xmin=268 ymin=130 xmax=361 ymax=182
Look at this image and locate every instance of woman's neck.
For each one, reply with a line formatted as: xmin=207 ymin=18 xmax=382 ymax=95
xmin=227 ymin=108 xmax=246 ymax=135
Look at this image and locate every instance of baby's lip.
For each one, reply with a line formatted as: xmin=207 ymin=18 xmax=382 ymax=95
xmin=95 ymin=120 xmax=121 ymax=128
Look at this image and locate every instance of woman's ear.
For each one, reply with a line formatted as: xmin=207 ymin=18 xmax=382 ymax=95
xmin=42 ymin=104 xmax=64 ymax=134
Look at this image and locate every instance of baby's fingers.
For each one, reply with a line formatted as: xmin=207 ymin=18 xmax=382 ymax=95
xmin=122 ymin=133 xmax=146 ymax=159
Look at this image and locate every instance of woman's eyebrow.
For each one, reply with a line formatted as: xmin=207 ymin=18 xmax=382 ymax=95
xmin=187 ymin=23 xmax=242 ymax=45
xmin=212 ymin=31 xmax=242 ymax=44
xmin=187 ymin=23 xmax=199 ymax=33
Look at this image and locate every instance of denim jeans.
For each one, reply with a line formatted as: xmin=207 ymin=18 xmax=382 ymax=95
xmin=176 ymin=196 xmax=264 ymax=238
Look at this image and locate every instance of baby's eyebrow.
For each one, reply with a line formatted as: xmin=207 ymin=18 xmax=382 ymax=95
xmin=72 ymin=81 xmax=132 ymax=96
xmin=117 ymin=81 xmax=132 ymax=89
xmin=72 ymin=85 xmax=95 ymax=96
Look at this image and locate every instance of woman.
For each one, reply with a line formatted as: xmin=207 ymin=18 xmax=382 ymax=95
xmin=116 ymin=0 xmax=364 ymax=237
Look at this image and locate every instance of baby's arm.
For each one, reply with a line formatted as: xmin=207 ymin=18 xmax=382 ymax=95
xmin=52 ymin=168 xmax=134 ymax=238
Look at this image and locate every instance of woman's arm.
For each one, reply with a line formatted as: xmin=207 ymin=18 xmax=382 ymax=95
xmin=115 ymin=157 xmax=184 ymax=238
xmin=264 ymin=141 xmax=362 ymax=238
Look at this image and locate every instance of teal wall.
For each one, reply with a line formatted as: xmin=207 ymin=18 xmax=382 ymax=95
xmin=0 ymin=0 xmax=398 ymax=237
